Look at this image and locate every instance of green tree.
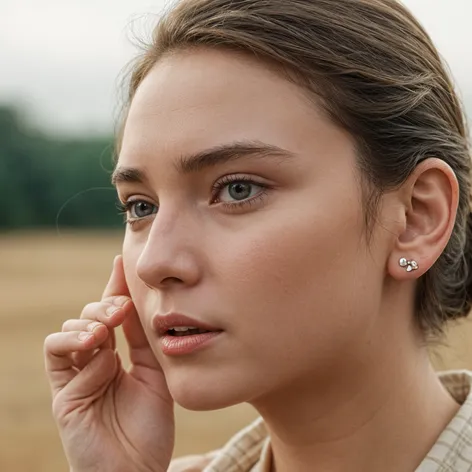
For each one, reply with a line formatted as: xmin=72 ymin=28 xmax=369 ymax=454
xmin=0 ymin=105 xmax=123 ymax=229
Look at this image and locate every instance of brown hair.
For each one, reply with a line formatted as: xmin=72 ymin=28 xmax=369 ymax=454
xmin=118 ymin=0 xmax=472 ymax=338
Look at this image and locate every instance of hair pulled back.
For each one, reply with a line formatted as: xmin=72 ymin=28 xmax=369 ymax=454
xmin=120 ymin=0 xmax=472 ymax=338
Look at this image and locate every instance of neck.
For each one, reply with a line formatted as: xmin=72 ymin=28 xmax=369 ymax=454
xmin=250 ymin=319 xmax=459 ymax=472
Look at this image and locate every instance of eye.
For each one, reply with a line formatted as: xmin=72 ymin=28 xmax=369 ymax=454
xmin=131 ymin=201 xmax=157 ymax=218
xmin=217 ymin=180 xmax=264 ymax=203
xmin=119 ymin=200 xmax=158 ymax=221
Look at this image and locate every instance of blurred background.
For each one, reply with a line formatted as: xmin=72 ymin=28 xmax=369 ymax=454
xmin=0 ymin=0 xmax=471 ymax=470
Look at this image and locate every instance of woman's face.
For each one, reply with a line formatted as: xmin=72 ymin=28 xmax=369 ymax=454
xmin=116 ymin=48 xmax=395 ymax=409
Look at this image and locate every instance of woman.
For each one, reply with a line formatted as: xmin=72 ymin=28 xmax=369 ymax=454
xmin=44 ymin=0 xmax=472 ymax=470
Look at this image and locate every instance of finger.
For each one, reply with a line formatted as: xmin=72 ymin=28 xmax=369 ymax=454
xmin=102 ymin=255 xmax=130 ymax=299
xmin=123 ymin=307 xmax=171 ymax=399
xmin=62 ymin=319 xmax=106 ymax=333
xmin=58 ymin=348 xmax=118 ymax=406
xmin=61 ymin=321 xmax=109 ymax=369
xmin=44 ymin=330 xmax=104 ymax=396
xmin=123 ymin=302 xmax=164 ymax=376
xmin=80 ymin=300 xmax=130 ymax=327
xmin=99 ymin=256 xmax=132 ymax=352
xmin=79 ymin=298 xmax=131 ymax=350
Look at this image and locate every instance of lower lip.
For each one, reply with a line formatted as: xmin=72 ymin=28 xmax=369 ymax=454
xmin=160 ymin=331 xmax=222 ymax=356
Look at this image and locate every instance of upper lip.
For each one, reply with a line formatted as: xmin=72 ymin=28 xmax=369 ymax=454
xmin=152 ymin=313 xmax=222 ymax=336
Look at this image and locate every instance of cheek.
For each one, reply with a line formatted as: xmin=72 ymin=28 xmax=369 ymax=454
xmin=215 ymin=210 xmax=359 ymax=295
xmin=210 ymin=202 xmax=376 ymax=350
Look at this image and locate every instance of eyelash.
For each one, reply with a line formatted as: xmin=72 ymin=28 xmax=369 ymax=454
xmin=117 ymin=175 xmax=271 ymax=227
xmin=116 ymin=200 xmax=151 ymax=228
xmin=210 ymin=174 xmax=270 ymax=210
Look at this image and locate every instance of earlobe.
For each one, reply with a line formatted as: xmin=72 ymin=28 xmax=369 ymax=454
xmin=399 ymin=257 xmax=419 ymax=273
xmin=387 ymin=158 xmax=459 ymax=281
xmin=388 ymin=255 xmax=422 ymax=282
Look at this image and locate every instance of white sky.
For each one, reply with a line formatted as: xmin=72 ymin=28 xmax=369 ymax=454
xmin=0 ymin=0 xmax=471 ymax=136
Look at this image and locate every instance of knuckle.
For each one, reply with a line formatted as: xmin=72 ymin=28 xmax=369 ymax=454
xmin=43 ymin=332 xmax=58 ymax=351
xmin=114 ymin=295 xmax=130 ymax=306
xmin=80 ymin=301 xmax=100 ymax=319
xmin=61 ymin=319 xmax=77 ymax=331
xmin=87 ymin=321 xmax=103 ymax=331
xmin=103 ymin=295 xmax=130 ymax=307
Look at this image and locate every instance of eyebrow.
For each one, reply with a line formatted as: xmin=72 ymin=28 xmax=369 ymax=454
xmin=111 ymin=140 xmax=296 ymax=186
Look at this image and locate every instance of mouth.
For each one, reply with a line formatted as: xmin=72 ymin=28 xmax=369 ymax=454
xmin=166 ymin=327 xmax=214 ymax=337
xmin=153 ymin=313 xmax=223 ymax=356
xmin=153 ymin=312 xmax=223 ymax=337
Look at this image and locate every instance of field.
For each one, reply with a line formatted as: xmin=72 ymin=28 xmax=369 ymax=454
xmin=1 ymin=231 xmax=472 ymax=471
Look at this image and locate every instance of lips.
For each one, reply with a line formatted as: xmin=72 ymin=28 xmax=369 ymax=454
xmin=152 ymin=313 xmax=222 ymax=337
xmin=153 ymin=313 xmax=223 ymax=356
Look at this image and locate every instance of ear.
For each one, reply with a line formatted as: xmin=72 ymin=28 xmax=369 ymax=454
xmin=387 ymin=158 xmax=459 ymax=280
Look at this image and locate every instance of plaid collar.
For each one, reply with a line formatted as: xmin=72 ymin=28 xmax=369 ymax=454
xmin=202 ymin=370 xmax=472 ymax=472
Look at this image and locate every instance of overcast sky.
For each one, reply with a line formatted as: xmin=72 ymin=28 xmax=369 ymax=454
xmin=1 ymin=0 xmax=471 ymax=136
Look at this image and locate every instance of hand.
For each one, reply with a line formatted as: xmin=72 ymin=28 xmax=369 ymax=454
xmin=44 ymin=256 xmax=174 ymax=472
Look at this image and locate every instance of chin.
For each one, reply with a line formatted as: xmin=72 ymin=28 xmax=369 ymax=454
xmin=166 ymin=369 xmax=253 ymax=411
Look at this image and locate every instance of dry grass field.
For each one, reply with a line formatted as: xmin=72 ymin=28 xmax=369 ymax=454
xmin=1 ymin=231 xmax=472 ymax=471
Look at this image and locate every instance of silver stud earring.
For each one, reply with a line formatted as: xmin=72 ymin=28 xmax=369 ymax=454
xmin=399 ymin=257 xmax=419 ymax=272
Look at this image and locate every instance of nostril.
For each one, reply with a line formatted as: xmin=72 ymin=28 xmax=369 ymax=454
xmin=142 ymin=277 xmax=183 ymax=291
xmin=161 ymin=276 xmax=184 ymax=285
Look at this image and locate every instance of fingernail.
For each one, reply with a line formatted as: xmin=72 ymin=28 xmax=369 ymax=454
xmin=114 ymin=296 xmax=130 ymax=307
xmin=88 ymin=322 xmax=102 ymax=332
xmin=106 ymin=305 xmax=121 ymax=317
xmin=78 ymin=332 xmax=93 ymax=342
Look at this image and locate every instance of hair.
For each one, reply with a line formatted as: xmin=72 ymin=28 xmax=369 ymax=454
xmin=117 ymin=0 xmax=472 ymax=339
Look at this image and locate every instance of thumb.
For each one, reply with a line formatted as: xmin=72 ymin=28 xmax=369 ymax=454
xmin=102 ymin=255 xmax=130 ymax=300
xmin=60 ymin=348 xmax=118 ymax=404
xmin=124 ymin=304 xmax=163 ymax=371
xmin=98 ymin=255 xmax=131 ymax=352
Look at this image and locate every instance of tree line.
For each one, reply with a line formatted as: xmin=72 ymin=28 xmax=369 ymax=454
xmin=0 ymin=106 xmax=123 ymax=230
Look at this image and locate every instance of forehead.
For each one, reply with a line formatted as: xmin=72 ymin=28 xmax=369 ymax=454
xmin=127 ymin=48 xmax=314 ymax=121
xmin=119 ymin=48 xmax=328 ymax=165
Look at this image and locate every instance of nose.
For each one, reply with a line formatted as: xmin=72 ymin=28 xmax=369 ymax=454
xmin=136 ymin=212 xmax=202 ymax=291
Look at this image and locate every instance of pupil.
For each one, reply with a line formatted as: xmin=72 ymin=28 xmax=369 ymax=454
xmin=229 ymin=182 xmax=251 ymax=200
xmin=136 ymin=202 xmax=151 ymax=217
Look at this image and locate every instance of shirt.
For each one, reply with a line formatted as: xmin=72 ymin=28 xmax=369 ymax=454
xmin=168 ymin=370 xmax=472 ymax=472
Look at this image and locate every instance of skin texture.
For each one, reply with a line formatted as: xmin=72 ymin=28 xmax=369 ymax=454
xmin=45 ymin=47 xmax=461 ymax=472
xmin=117 ymin=48 xmax=460 ymax=471
xmin=44 ymin=258 xmax=175 ymax=472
